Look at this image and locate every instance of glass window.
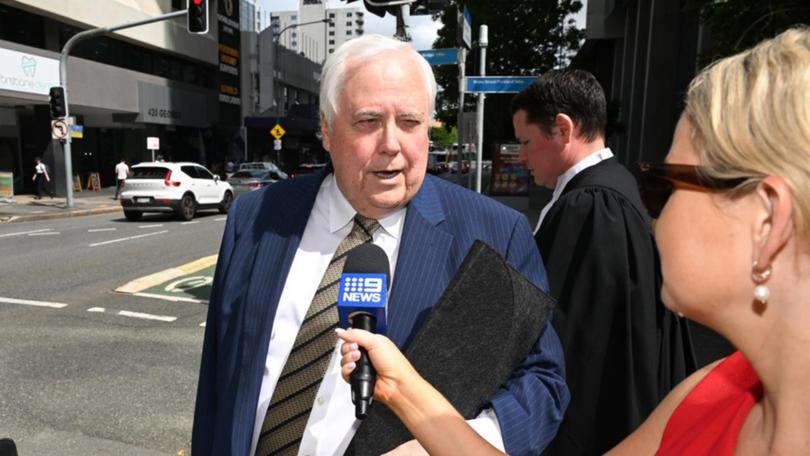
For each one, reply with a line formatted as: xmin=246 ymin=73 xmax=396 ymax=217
xmin=328 ymin=39 xmax=334 ymax=45
xmin=329 ymin=31 xmax=334 ymax=36
xmin=329 ymin=13 xmax=335 ymax=18
xmin=346 ymin=12 xmax=352 ymax=17
xmin=195 ymin=166 xmax=214 ymax=180
xmin=346 ymin=21 xmax=352 ymax=26
xmin=131 ymin=167 xmax=170 ymax=179
xmin=181 ymin=166 xmax=199 ymax=178
xmin=291 ymin=15 xmax=297 ymax=20
xmin=346 ymin=30 xmax=352 ymax=35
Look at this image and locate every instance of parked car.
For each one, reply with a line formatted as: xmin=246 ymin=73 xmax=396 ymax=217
xmin=237 ymin=161 xmax=289 ymax=179
xmin=119 ymin=162 xmax=233 ymax=221
xmin=228 ymin=169 xmax=287 ymax=196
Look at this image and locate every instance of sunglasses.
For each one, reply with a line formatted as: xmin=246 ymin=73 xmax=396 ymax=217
xmin=635 ymin=162 xmax=750 ymax=218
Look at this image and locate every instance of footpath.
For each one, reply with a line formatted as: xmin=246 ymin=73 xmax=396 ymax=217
xmin=0 ymin=186 xmax=122 ymax=224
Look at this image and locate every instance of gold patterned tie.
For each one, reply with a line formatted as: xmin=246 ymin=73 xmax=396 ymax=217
xmin=255 ymin=214 xmax=380 ymax=456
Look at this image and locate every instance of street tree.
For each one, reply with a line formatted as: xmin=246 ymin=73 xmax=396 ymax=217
xmin=431 ymin=0 xmax=584 ymax=132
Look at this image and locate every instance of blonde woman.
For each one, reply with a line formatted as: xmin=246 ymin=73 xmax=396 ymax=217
xmin=339 ymin=27 xmax=810 ymax=455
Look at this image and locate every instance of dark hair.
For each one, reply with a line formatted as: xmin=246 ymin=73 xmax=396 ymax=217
xmin=510 ymin=69 xmax=607 ymax=142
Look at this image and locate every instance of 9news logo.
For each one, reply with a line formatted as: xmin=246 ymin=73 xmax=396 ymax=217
xmin=340 ymin=274 xmax=384 ymax=303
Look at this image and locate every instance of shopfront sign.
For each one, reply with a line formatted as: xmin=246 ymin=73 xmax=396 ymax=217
xmin=0 ymin=48 xmax=60 ymax=96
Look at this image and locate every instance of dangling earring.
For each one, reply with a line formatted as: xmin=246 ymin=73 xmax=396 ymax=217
xmin=751 ymin=261 xmax=772 ymax=303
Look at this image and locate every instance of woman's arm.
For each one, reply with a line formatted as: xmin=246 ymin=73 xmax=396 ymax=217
xmin=337 ymin=328 xmax=504 ymax=456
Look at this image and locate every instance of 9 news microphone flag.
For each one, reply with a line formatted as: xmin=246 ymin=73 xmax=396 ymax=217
xmin=346 ymin=240 xmax=556 ymax=455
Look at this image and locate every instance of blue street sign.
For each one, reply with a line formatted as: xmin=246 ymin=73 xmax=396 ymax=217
xmin=462 ymin=6 xmax=472 ymax=49
xmin=418 ymin=48 xmax=458 ymax=66
xmin=464 ymin=76 xmax=538 ymax=93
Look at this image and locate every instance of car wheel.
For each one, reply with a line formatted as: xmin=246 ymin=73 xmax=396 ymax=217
xmin=177 ymin=194 xmax=197 ymax=221
xmin=219 ymin=191 xmax=233 ymax=214
xmin=124 ymin=210 xmax=142 ymax=221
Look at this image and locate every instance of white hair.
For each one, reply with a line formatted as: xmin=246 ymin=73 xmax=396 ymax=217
xmin=319 ymin=34 xmax=437 ymax=128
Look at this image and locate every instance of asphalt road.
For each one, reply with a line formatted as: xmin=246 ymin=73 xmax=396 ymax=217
xmin=0 ymin=210 xmax=227 ymax=455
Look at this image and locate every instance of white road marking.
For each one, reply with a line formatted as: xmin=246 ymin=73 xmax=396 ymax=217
xmin=89 ymin=230 xmax=169 ymax=247
xmin=138 ymin=224 xmax=163 ymax=229
xmin=88 ymin=228 xmax=116 ymax=232
xmin=28 ymin=232 xmax=60 ymax=236
xmin=181 ymin=221 xmax=200 ymax=225
xmin=132 ymin=292 xmax=208 ymax=304
xmin=0 ymin=228 xmax=52 ymax=238
xmin=0 ymin=296 xmax=68 ymax=308
xmin=87 ymin=307 xmax=106 ymax=313
xmin=117 ymin=310 xmax=177 ymax=322
xmin=214 ymin=217 xmax=227 ymax=221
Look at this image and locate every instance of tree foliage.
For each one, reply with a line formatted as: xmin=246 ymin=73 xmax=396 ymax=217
xmin=431 ymin=0 xmax=584 ymax=128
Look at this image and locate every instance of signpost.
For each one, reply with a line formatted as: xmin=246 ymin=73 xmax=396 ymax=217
xmin=147 ymin=136 xmax=160 ymax=161
xmin=464 ymin=76 xmax=538 ymax=93
xmin=51 ymin=119 xmax=69 ymax=140
xmin=418 ymin=48 xmax=458 ymax=66
xmin=270 ymin=123 xmax=286 ymax=140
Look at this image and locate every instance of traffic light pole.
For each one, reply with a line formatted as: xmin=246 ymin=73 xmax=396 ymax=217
xmin=58 ymin=9 xmax=187 ymax=208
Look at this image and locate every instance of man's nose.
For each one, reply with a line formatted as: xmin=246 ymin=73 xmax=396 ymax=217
xmin=379 ymin=121 xmax=401 ymax=155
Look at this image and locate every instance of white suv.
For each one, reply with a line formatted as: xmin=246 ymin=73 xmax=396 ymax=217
xmin=120 ymin=162 xmax=233 ymax=221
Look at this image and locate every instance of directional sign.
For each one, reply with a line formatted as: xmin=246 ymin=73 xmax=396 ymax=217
xmin=464 ymin=76 xmax=538 ymax=94
xmin=418 ymin=48 xmax=458 ymax=66
xmin=461 ymin=6 xmax=472 ymax=49
xmin=270 ymin=123 xmax=286 ymax=140
xmin=51 ymin=119 xmax=69 ymax=139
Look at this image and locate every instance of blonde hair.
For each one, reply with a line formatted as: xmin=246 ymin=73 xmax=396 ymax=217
xmin=685 ymin=27 xmax=810 ymax=236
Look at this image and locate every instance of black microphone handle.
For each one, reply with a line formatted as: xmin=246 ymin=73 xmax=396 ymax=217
xmin=350 ymin=312 xmax=377 ymax=419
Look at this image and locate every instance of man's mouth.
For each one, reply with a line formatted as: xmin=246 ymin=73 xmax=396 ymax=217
xmin=373 ymin=170 xmax=401 ymax=179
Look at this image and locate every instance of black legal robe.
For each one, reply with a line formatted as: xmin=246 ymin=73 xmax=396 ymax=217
xmin=538 ymin=158 xmax=696 ymax=455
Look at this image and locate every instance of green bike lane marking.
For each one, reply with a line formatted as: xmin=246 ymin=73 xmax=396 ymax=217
xmin=116 ymin=255 xmax=217 ymax=304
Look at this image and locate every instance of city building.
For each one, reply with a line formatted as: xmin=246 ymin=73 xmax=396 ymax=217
xmin=270 ymin=0 xmax=365 ymax=63
xmin=0 ymin=0 xmax=244 ymax=195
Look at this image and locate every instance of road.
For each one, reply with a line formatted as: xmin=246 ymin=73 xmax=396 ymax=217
xmin=0 ymin=211 xmax=227 ymax=455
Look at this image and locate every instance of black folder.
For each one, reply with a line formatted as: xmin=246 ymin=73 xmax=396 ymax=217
xmin=347 ymin=240 xmax=556 ymax=454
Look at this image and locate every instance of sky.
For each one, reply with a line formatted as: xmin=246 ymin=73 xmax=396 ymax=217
xmin=259 ymin=0 xmax=588 ymax=52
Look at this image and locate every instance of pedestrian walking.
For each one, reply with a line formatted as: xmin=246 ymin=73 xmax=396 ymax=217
xmin=31 ymin=157 xmax=53 ymax=199
xmin=114 ymin=158 xmax=130 ymax=200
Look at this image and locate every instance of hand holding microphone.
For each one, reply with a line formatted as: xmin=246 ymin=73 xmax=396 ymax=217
xmin=336 ymin=328 xmax=419 ymax=407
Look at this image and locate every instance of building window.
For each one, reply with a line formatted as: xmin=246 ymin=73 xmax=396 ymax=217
xmin=346 ymin=21 xmax=352 ymax=26
xmin=329 ymin=31 xmax=335 ymax=36
xmin=291 ymin=31 xmax=297 ymax=38
xmin=328 ymin=39 xmax=334 ymax=45
xmin=329 ymin=13 xmax=335 ymax=18
xmin=329 ymin=49 xmax=334 ymax=54
xmin=346 ymin=30 xmax=352 ymax=35
xmin=346 ymin=12 xmax=352 ymax=17
xmin=292 ymin=40 xmax=297 ymax=47
xmin=291 ymin=15 xmax=297 ymax=20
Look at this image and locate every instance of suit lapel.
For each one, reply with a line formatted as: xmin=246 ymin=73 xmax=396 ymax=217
xmin=386 ymin=177 xmax=453 ymax=348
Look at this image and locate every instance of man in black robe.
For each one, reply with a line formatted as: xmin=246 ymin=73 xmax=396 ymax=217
xmin=511 ymin=70 xmax=696 ymax=455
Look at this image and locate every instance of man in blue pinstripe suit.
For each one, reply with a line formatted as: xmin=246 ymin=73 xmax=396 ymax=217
xmin=192 ymin=34 xmax=568 ymax=456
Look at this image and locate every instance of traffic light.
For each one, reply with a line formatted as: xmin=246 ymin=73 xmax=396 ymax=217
xmin=49 ymin=86 xmax=66 ymax=119
xmin=187 ymin=0 xmax=208 ymax=34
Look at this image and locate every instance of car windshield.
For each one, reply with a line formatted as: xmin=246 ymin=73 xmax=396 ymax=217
xmin=231 ymin=170 xmax=264 ymax=178
xmin=130 ymin=166 xmax=169 ymax=179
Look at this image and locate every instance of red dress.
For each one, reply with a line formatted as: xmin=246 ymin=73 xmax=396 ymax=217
xmin=657 ymin=351 xmax=763 ymax=455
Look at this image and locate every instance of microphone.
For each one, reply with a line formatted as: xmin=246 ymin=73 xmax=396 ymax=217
xmin=337 ymin=243 xmax=390 ymax=419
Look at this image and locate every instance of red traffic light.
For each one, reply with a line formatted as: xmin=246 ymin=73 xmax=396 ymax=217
xmin=187 ymin=0 xmax=208 ymax=34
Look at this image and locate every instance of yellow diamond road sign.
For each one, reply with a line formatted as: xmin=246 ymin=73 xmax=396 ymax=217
xmin=270 ymin=124 xmax=286 ymax=140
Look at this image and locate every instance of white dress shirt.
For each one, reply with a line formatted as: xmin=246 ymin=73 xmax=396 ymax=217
xmin=534 ymin=148 xmax=614 ymax=235
xmin=250 ymin=174 xmax=505 ymax=455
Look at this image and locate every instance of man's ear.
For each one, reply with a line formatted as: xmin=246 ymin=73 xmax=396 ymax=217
xmin=753 ymin=176 xmax=794 ymax=268
xmin=554 ymin=113 xmax=575 ymax=144
xmin=320 ymin=113 xmax=331 ymax=152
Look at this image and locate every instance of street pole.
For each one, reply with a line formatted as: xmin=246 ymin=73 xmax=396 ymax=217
xmin=456 ymin=47 xmax=466 ymax=180
xmin=58 ymin=9 xmax=187 ymax=208
xmin=475 ymin=25 xmax=488 ymax=193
